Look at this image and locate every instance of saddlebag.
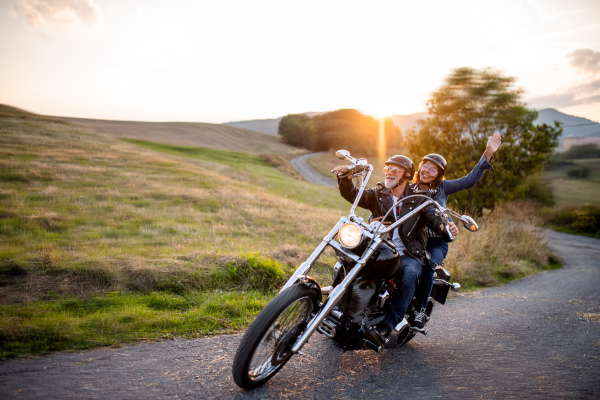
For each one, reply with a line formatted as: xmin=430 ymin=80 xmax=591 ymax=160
xmin=430 ymin=281 xmax=450 ymax=304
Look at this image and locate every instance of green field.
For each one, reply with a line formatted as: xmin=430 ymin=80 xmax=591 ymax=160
xmin=543 ymin=159 xmax=600 ymax=207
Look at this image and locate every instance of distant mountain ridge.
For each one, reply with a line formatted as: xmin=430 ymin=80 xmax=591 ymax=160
xmin=224 ymin=109 xmax=600 ymax=148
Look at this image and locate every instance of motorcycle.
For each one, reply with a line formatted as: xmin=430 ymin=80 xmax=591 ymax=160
xmin=232 ymin=150 xmax=479 ymax=389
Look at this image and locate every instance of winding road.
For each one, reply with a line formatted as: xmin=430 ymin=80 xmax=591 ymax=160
xmin=290 ymin=152 xmax=337 ymax=187
xmin=0 ymin=230 xmax=599 ymax=399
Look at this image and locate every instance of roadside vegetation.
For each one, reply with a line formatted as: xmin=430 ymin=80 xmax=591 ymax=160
xmin=541 ymin=157 xmax=600 ymax=238
xmin=0 ymin=104 xmax=559 ymax=359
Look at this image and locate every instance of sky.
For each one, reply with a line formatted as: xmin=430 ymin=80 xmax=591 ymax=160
xmin=1 ymin=0 xmax=599 ymax=124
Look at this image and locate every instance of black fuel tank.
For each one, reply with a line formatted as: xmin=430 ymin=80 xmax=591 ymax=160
xmin=363 ymin=242 xmax=401 ymax=279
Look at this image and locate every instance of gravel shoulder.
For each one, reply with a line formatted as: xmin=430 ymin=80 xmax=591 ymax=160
xmin=1 ymin=230 xmax=599 ymax=399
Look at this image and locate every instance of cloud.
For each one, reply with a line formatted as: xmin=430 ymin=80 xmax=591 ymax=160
xmin=12 ymin=0 xmax=102 ymax=33
xmin=529 ymin=78 xmax=600 ymax=108
xmin=567 ymin=48 xmax=600 ymax=76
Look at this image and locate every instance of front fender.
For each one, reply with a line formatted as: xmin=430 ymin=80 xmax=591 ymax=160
xmin=293 ymin=275 xmax=321 ymax=293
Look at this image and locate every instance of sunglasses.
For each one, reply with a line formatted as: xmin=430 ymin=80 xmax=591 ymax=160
xmin=421 ymin=164 xmax=439 ymax=175
xmin=383 ymin=166 xmax=402 ymax=174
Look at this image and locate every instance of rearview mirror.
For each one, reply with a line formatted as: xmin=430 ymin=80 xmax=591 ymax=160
xmin=335 ymin=150 xmax=352 ymax=160
xmin=461 ymin=215 xmax=478 ymax=232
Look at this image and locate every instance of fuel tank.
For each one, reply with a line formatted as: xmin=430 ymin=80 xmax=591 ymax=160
xmin=363 ymin=241 xmax=401 ymax=279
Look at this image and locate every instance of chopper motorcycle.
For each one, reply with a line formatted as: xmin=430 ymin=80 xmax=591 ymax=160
xmin=232 ymin=150 xmax=479 ymax=389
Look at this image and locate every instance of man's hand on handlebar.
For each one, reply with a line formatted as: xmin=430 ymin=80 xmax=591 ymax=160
xmin=369 ymin=216 xmax=391 ymax=226
xmin=332 ymin=165 xmax=352 ymax=179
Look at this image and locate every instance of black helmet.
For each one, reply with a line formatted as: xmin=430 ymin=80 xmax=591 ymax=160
xmin=385 ymin=155 xmax=415 ymax=180
xmin=422 ymin=153 xmax=447 ymax=175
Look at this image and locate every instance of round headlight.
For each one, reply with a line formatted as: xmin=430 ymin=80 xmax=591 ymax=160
xmin=338 ymin=223 xmax=363 ymax=248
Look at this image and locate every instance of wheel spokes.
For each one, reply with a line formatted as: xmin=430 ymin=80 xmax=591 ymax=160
xmin=248 ymin=296 xmax=313 ymax=381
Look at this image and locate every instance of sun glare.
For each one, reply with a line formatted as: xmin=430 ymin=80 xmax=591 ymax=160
xmin=378 ymin=117 xmax=386 ymax=164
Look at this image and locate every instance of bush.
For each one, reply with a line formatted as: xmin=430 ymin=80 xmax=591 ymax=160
xmin=562 ymin=144 xmax=600 ymax=160
xmin=567 ymin=166 xmax=591 ymax=179
xmin=205 ymin=252 xmax=289 ymax=293
xmin=581 ymin=166 xmax=591 ymax=178
xmin=520 ymin=176 xmax=554 ymax=206
xmin=550 ymin=205 xmax=600 ymax=237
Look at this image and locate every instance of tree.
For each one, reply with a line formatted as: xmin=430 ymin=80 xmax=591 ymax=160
xmin=403 ymin=67 xmax=562 ymax=212
xmin=278 ymin=109 xmax=401 ymax=156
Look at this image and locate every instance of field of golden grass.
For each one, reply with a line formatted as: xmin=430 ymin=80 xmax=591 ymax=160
xmin=0 ymin=104 xmax=559 ymax=358
xmin=0 ymin=104 xmax=344 ymax=304
xmin=63 ymin=116 xmax=297 ymax=155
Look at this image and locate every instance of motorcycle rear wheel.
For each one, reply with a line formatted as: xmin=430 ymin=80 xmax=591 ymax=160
xmin=232 ymin=283 xmax=319 ymax=389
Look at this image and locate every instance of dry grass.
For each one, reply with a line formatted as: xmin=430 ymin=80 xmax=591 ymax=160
xmin=63 ymin=116 xmax=297 ymax=155
xmin=0 ymin=104 xmax=344 ymax=304
xmin=0 ymin=103 xmax=558 ymax=299
xmin=444 ymin=201 xmax=558 ymax=288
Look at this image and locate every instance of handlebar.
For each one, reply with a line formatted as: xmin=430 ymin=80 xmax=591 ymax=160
xmin=332 ymin=149 xmax=478 ymax=234
xmin=337 ymin=164 xmax=366 ymax=179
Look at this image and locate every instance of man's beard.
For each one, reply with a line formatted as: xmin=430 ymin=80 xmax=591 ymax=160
xmin=385 ymin=177 xmax=397 ymax=189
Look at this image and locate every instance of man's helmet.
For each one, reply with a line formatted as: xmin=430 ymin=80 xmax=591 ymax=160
xmin=422 ymin=153 xmax=447 ymax=175
xmin=385 ymin=155 xmax=415 ymax=180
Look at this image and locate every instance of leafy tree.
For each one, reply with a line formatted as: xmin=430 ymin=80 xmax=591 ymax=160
xmin=278 ymin=109 xmax=400 ymax=156
xmin=278 ymin=114 xmax=315 ymax=148
xmin=403 ymin=67 xmax=562 ymax=212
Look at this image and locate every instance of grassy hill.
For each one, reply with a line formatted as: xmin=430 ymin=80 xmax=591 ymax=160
xmin=0 ymin=104 xmax=558 ymax=358
xmin=0 ymin=104 xmax=347 ymax=357
xmin=63 ymin=116 xmax=297 ymax=154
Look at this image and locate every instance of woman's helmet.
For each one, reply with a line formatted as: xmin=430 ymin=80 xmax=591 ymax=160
xmin=422 ymin=153 xmax=447 ymax=175
xmin=385 ymin=155 xmax=415 ymax=180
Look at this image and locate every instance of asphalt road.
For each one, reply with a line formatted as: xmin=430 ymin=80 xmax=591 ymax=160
xmin=290 ymin=152 xmax=337 ymax=187
xmin=1 ymin=230 xmax=599 ymax=399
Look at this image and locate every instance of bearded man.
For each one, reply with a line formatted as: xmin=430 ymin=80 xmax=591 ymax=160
xmin=332 ymin=155 xmax=455 ymax=345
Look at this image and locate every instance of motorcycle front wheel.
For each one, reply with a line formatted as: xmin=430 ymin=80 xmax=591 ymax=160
xmin=232 ymin=283 xmax=320 ymax=389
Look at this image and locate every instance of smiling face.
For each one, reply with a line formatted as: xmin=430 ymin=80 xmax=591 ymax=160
xmin=419 ymin=161 xmax=440 ymax=184
xmin=384 ymin=164 xmax=406 ymax=189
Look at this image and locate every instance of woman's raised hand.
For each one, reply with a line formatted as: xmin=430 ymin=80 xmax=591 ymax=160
xmin=484 ymin=134 xmax=502 ymax=161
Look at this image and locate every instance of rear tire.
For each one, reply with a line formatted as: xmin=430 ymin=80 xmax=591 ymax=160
xmin=232 ymin=284 xmax=319 ymax=389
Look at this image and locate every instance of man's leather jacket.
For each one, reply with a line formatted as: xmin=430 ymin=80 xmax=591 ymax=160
xmin=337 ymin=177 xmax=450 ymax=267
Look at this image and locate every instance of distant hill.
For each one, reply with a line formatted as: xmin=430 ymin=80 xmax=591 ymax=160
xmin=224 ymin=118 xmax=280 ymax=135
xmin=226 ymin=109 xmax=600 ymax=151
xmin=223 ymin=112 xmax=328 ymax=135
xmin=63 ymin=117 xmax=297 ymax=154
xmin=535 ymin=109 xmax=600 ymax=147
xmin=389 ymin=112 xmax=428 ymax=133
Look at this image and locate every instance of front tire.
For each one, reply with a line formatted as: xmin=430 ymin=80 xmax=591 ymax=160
xmin=232 ymin=284 xmax=319 ymax=389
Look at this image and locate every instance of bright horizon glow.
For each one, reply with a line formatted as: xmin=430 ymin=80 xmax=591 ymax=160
xmin=1 ymin=0 xmax=599 ymax=124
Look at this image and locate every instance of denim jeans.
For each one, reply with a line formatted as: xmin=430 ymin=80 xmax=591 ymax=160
xmin=415 ymin=237 xmax=449 ymax=311
xmin=381 ymin=255 xmax=423 ymax=330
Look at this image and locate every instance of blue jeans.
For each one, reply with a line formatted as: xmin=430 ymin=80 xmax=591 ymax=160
xmin=415 ymin=238 xmax=449 ymax=311
xmin=382 ymin=255 xmax=423 ymax=330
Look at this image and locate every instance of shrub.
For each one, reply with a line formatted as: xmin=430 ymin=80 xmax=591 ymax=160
xmin=550 ymin=205 xmax=600 ymax=237
xmin=567 ymin=166 xmax=591 ymax=179
xmin=581 ymin=166 xmax=591 ymax=178
xmin=520 ymin=176 xmax=554 ymax=206
xmin=205 ymin=252 xmax=289 ymax=293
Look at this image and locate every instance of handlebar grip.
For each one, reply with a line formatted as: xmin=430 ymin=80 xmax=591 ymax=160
xmin=339 ymin=165 xmax=366 ymax=178
xmin=338 ymin=169 xmax=353 ymax=179
xmin=445 ymin=223 xmax=455 ymax=241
